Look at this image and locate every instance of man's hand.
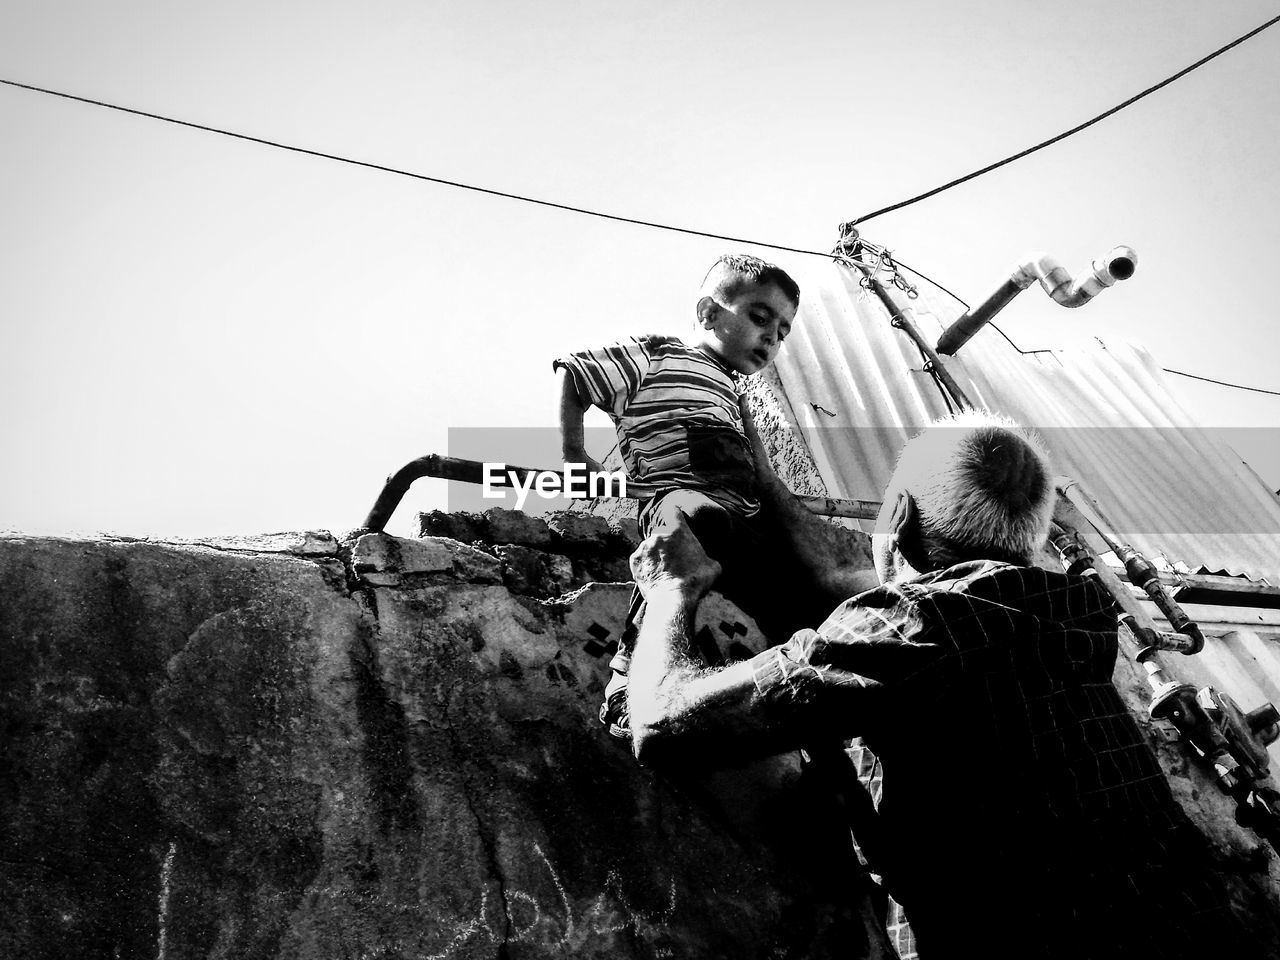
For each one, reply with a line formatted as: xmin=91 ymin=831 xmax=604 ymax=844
xmin=738 ymin=395 xmax=773 ymax=479
xmin=630 ymin=513 xmax=721 ymax=602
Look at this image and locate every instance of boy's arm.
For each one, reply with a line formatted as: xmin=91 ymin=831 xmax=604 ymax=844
xmin=739 ymin=397 xmax=879 ymax=606
xmin=558 ymin=368 xmax=606 ymax=477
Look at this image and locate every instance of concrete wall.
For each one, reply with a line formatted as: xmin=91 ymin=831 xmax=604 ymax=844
xmin=0 ymin=517 xmax=887 ymax=960
xmin=5 ymin=506 xmax=1280 ymax=959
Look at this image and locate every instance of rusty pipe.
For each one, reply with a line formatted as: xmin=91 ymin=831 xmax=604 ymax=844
xmin=360 ymin=454 xmax=881 ymax=533
xmin=937 ymin=245 xmax=1137 ymax=355
xmin=865 ymin=276 xmax=976 ymax=410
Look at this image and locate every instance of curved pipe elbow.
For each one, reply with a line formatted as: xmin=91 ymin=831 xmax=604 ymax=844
xmin=1044 ymin=246 xmax=1139 ymax=308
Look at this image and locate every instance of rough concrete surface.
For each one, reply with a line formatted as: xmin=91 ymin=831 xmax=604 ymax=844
xmin=6 ymin=524 xmax=1280 ymax=959
xmin=0 ymin=531 xmax=885 ymax=960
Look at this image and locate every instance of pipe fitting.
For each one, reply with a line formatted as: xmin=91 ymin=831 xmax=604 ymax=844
xmin=936 ymin=245 xmax=1137 ymax=354
xmin=1015 ymin=245 xmax=1139 ymax=308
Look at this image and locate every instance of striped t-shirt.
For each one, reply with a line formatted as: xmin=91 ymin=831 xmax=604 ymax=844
xmin=554 ymin=335 xmax=759 ymax=515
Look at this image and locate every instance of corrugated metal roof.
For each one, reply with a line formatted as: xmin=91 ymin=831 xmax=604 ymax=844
xmin=775 ymin=259 xmax=1280 ymax=583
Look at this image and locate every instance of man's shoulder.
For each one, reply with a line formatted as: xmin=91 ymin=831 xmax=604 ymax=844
xmin=811 ymin=563 xmax=1121 ymax=681
xmin=819 ymin=582 xmax=929 ymax=643
xmin=903 ymin=561 xmax=1118 ymax=635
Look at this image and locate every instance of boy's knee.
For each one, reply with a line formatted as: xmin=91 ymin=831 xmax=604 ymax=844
xmin=648 ymin=491 xmax=732 ymax=545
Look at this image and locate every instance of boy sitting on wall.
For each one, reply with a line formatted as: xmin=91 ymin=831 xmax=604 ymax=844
xmin=555 ymin=253 xmax=829 ymax=740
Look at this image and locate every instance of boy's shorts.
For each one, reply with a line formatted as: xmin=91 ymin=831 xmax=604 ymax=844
xmin=610 ymin=488 xmax=831 ymax=677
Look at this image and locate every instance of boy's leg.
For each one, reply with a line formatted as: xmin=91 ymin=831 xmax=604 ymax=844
xmin=598 ymin=490 xmax=735 ymax=740
xmin=598 ymin=585 xmax=644 ymax=739
xmin=714 ymin=512 xmax=840 ymax=644
xmin=642 ymin=488 xmax=736 ymax=551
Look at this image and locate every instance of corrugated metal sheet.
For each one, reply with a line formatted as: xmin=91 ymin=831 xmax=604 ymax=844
xmin=775 ymin=259 xmax=1280 ymax=583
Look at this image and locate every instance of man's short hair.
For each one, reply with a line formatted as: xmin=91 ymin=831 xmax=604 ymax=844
xmin=701 ymin=254 xmax=800 ymax=307
xmin=894 ymin=412 xmax=1054 ymax=566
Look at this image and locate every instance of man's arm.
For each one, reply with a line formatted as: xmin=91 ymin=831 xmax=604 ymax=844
xmin=739 ymin=398 xmax=878 ymax=604
xmin=627 ymin=517 xmax=804 ymax=766
xmin=628 ymin=511 xmax=935 ymax=768
xmin=558 ymin=368 xmax=605 ymax=477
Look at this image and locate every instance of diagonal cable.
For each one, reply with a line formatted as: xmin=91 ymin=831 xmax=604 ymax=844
xmin=0 ymin=77 xmax=832 ymax=259
xmin=847 ymin=12 xmax=1280 ymax=225
xmin=1162 ymin=368 xmax=1280 ymax=397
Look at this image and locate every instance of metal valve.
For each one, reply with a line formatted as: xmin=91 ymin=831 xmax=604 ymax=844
xmin=1196 ymin=688 xmax=1280 ymax=776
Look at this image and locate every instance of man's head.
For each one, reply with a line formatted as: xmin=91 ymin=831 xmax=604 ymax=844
xmin=693 ymin=254 xmax=799 ymax=375
xmin=873 ymin=412 xmax=1054 ymax=582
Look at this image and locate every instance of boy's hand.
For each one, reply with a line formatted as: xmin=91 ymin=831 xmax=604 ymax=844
xmin=563 ymin=449 xmax=606 ymax=479
xmin=558 ymin=370 xmax=606 ymax=479
xmin=630 ymin=513 xmax=721 ymax=602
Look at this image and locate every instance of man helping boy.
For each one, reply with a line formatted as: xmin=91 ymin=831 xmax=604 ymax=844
xmin=554 ymin=254 xmax=833 ymax=739
xmin=625 ymin=412 xmax=1267 ymax=959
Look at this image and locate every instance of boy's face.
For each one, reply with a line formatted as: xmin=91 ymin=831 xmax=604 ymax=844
xmin=696 ymin=281 xmax=796 ymax=375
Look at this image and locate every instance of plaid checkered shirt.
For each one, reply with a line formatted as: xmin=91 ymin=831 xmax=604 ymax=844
xmin=747 ymin=560 xmax=1262 ymax=959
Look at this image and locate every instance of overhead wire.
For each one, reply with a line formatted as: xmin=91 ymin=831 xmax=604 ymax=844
xmin=894 ymin=262 xmax=969 ymax=311
xmin=1162 ymin=368 xmax=1280 ymax=398
xmin=991 ymin=322 xmax=1280 ymax=396
xmin=0 ymin=77 xmax=836 ymax=260
xmin=3 ymin=16 xmax=1280 ymax=401
xmin=0 ymin=76 xmax=974 ymax=330
xmin=989 ymin=321 xmax=1062 ymax=357
xmin=7 ymin=5 xmax=1279 ymax=265
xmin=846 ymin=11 xmax=1280 ymax=225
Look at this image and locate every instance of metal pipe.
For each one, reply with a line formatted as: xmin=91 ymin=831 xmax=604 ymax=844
xmin=359 ymin=454 xmax=881 ymax=533
xmin=1056 ymin=477 xmax=1205 ymax=655
xmin=865 ymin=277 xmax=976 ymax=410
xmin=937 ymin=245 xmax=1137 ymax=355
xmin=1049 ymin=510 xmax=1246 ymax=798
xmin=1049 ymin=508 xmax=1178 ymax=673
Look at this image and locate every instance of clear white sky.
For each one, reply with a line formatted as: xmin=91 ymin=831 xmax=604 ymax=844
xmin=2 ymin=0 xmax=1278 ymax=538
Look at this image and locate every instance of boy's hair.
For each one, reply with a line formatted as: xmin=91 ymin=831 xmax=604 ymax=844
xmin=893 ymin=412 xmax=1054 ymax=566
xmin=701 ymin=254 xmax=800 ymax=307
